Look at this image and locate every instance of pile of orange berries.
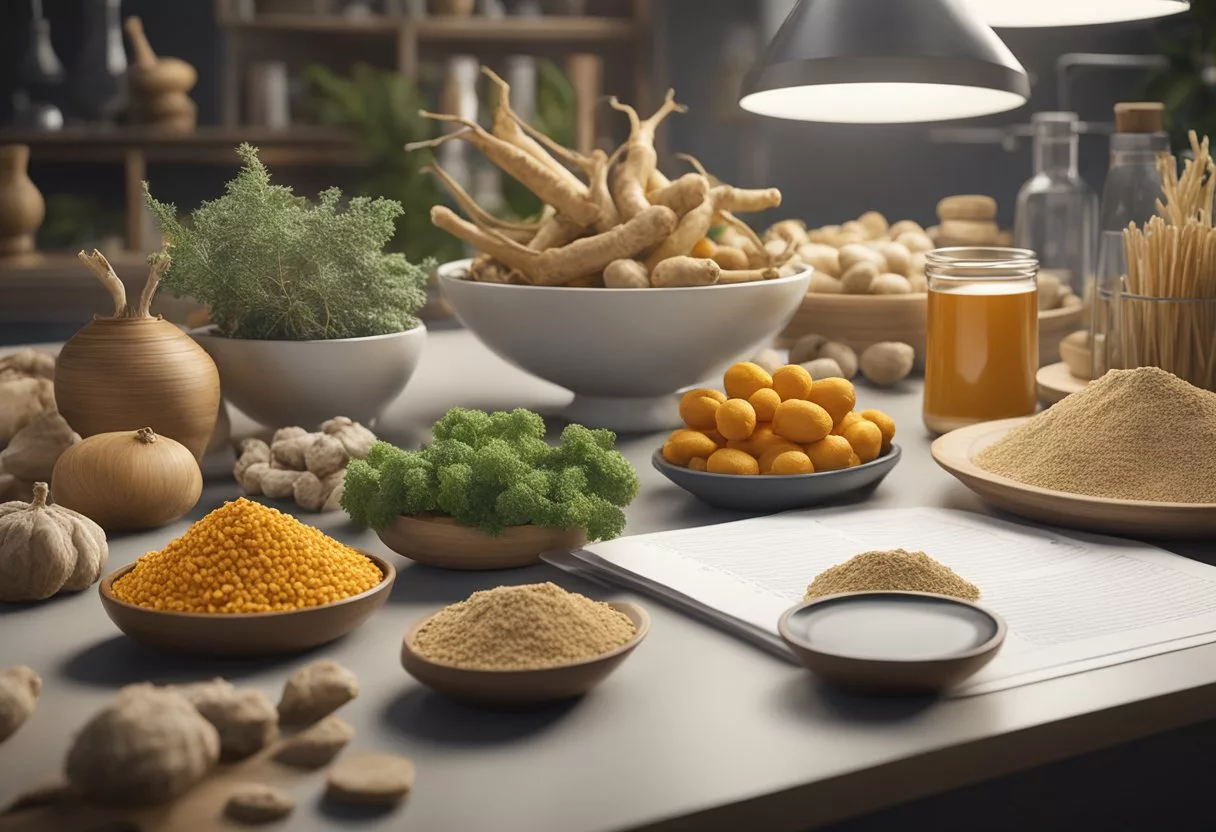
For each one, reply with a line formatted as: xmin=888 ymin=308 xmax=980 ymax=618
xmin=662 ymin=361 xmax=896 ymax=476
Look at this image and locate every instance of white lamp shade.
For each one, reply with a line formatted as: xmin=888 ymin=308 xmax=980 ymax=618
xmin=961 ymin=0 xmax=1188 ymax=27
xmin=740 ymin=0 xmax=1030 ymax=124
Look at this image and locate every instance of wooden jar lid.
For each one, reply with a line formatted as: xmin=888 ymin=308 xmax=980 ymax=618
xmin=1114 ymin=102 xmax=1165 ymax=134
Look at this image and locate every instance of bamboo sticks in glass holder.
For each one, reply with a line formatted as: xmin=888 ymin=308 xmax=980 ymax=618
xmin=1111 ymin=131 xmax=1216 ymax=391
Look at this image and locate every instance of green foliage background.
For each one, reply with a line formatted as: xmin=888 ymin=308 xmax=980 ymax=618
xmin=1144 ymin=2 xmax=1216 ymax=150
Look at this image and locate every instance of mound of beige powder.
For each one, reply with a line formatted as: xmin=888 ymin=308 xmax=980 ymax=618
xmin=805 ymin=549 xmax=980 ymax=601
xmin=411 ymin=582 xmax=637 ymax=671
xmin=974 ymin=367 xmax=1216 ymax=503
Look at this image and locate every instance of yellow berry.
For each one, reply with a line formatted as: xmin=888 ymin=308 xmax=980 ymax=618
xmin=715 ymin=398 xmax=758 ymax=441
xmin=769 ymin=451 xmax=814 ymax=475
xmin=843 ymin=420 xmax=883 ymax=463
xmin=748 ymin=388 xmax=782 ymax=422
xmin=772 ymin=399 xmax=833 ymax=444
xmin=723 ymin=362 xmax=773 ymax=400
xmin=832 ymin=410 xmax=863 ymax=435
xmin=757 ymin=439 xmax=805 ymax=473
xmin=808 ymin=378 xmax=856 ymax=426
xmin=688 ymin=457 xmax=708 ymax=472
xmin=683 ymin=396 xmax=721 ymax=431
xmin=679 ymin=387 xmax=726 ymax=422
xmin=805 ymin=435 xmax=854 ymax=471
xmin=662 ymin=441 xmax=686 ymax=466
xmin=860 ymin=409 xmax=897 ymax=451
xmin=707 ymin=448 xmax=760 ymax=476
xmin=667 ymin=429 xmax=718 ymax=463
xmin=772 ymin=364 xmax=813 ymax=401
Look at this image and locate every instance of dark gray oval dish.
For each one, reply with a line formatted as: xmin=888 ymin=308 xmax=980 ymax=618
xmin=778 ymin=591 xmax=1006 ymax=696
xmin=651 ymin=444 xmax=900 ymax=512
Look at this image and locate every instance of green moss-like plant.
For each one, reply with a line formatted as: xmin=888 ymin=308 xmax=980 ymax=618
xmin=145 ymin=143 xmax=431 ymax=341
xmin=341 ymin=407 xmax=640 ymax=541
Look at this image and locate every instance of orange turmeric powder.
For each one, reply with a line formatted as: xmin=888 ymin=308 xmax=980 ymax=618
xmin=112 ymin=498 xmax=382 ymax=614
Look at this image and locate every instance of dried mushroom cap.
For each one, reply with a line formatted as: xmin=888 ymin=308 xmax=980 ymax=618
xmin=326 ymin=752 xmax=415 ymax=805
xmin=277 ymin=660 xmax=358 ymax=726
xmin=0 ymin=665 xmax=41 ymax=744
xmin=171 ymin=679 xmax=278 ymax=762
xmin=66 ymin=684 xmax=220 ymax=806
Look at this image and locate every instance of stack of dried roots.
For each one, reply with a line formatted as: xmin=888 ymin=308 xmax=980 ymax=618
xmin=408 ymin=70 xmax=790 ymax=289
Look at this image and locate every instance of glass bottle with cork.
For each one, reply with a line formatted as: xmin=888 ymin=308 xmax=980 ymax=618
xmin=1013 ymin=112 xmax=1098 ymax=300
xmin=1092 ymin=102 xmax=1171 ymax=378
xmin=923 ymin=248 xmax=1040 ymax=435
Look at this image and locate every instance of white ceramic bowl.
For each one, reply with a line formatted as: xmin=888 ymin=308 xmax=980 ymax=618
xmin=191 ymin=325 xmax=426 ymax=429
xmin=438 ymin=260 xmax=812 ymax=432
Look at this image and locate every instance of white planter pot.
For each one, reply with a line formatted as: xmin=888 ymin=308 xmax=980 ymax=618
xmin=191 ymin=325 xmax=426 ymax=429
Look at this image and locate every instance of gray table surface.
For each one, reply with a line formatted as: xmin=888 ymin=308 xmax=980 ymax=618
xmin=3 ymin=329 xmax=1216 ymax=832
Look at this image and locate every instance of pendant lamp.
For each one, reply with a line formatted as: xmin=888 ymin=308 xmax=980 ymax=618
xmin=961 ymin=0 xmax=1188 ymax=28
xmin=739 ymin=0 xmax=1030 ymax=124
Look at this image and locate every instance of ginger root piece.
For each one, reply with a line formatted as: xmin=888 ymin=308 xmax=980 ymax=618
xmin=431 ymin=204 xmax=677 ymax=286
xmin=278 ymin=660 xmax=358 ymax=726
xmin=609 ymin=90 xmax=688 ymax=221
xmin=172 ymin=679 xmax=278 ymax=762
xmin=258 ymin=468 xmax=304 ymax=499
xmin=482 ymin=66 xmax=586 ymax=197
xmin=304 ymin=434 xmax=348 ymax=479
xmin=0 ymin=666 xmax=40 ymax=744
xmin=604 ymin=259 xmax=650 ymax=289
xmin=273 ymin=713 xmax=354 ymax=769
xmin=0 ymin=370 xmax=55 ymax=448
xmin=651 ymin=256 xmax=720 ymax=288
xmin=320 ymin=417 xmax=376 ymax=459
xmin=411 ymin=115 xmax=600 ymax=228
xmin=234 ymin=438 xmax=270 ymax=481
xmin=648 ymin=173 xmax=710 ymax=218
xmin=860 ymin=342 xmax=916 ymax=387
xmin=271 ymin=432 xmax=320 ymax=469
xmin=66 ymin=684 xmax=220 ymax=806
xmin=225 ymin=783 xmax=295 ymax=824
xmin=0 ymin=412 xmax=80 ymax=483
xmin=424 ymin=163 xmax=540 ymax=244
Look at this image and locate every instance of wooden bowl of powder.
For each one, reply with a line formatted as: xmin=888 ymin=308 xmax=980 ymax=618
xmin=400 ymin=583 xmax=649 ymax=707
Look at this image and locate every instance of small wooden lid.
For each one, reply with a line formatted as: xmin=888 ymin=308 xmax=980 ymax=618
xmin=1114 ymin=102 xmax=1165 ymax=134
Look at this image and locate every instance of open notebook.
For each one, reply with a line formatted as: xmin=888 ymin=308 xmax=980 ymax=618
xmin=545 ymin=508 xmax=1216 ymax=696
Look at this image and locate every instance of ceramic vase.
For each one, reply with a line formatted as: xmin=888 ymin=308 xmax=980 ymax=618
xmin=0 ymin=146 xmax=45 ymax=257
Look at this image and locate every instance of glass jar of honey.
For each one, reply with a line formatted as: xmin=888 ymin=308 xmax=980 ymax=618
xmin=923 ymin=248 xmax=1040 ymax=435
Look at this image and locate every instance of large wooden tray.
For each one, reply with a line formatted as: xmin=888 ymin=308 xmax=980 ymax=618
xmin=931 ymin=418 xmax=1216 ymax=539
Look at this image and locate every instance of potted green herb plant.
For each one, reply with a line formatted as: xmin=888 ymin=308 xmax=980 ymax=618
xmin=342 ymin=407 xmax=640 ymax=569
xmin=145 ymin=143 xmax=432 ymax=428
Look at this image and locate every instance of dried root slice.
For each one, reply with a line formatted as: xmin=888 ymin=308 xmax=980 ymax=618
xmin=274 ymin=714 xmax=354 ymax=769
xmin=326 ymin=752 xmax=415 ymax=806
xmin=432 ymin=204 xmax=677 ymax=286
xmin=277 ymin=660 xmax=358 ymax=726
xmin=411 ymin=115 xmax=600 ymax=227
xmin=225 ymin=783 xmax=294 ymax=824
xmin=651 ymin=256 xmax=720 ymax=288
xmin=609 ymin=90 xmax=688 ymax=221
xmin=528 ymin=213 xmax=586 ymax=251
xmin=714 ymin=185 xmax=782 ymax=214
xmin=644 ymin=196 xmax=716 ymax=270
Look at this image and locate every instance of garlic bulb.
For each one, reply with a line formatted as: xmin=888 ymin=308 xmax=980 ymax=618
xmin=0 ymin=482 xmax=108 ymax=602
xmin=51 ymin=427 xmax=202 ymax=531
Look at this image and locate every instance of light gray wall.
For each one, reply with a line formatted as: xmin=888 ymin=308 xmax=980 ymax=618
xmin=658 ymin=1 xmax=1174 ymax=230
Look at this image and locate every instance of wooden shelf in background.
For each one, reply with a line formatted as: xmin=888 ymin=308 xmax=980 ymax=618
xmin=0 ymin=126 xmax=363 ymax=166
xmin=219 ymin=13 xmax=637 ymax=44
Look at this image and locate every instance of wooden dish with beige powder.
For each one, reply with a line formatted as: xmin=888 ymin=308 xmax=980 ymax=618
xmin=400 ymin=583 xmax=650 ymax=707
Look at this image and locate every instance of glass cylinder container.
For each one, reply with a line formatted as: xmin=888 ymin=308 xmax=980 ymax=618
xmin=1092 ymin=102 xmax=1170 ymax=378
xmin=923 ymin=248 xmax=1040 ymax=434
xmin=1013 ymin=112 xmax=1098 ymax=297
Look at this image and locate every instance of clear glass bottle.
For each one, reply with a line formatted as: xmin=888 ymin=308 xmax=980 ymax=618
xmin=1092 ymin=102 xmax=1170 ymax=378
xmin=1013 ymin=112 xmax=1098 ymax=298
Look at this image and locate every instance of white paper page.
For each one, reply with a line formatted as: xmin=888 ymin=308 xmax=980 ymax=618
xmin=578 ymin=508 xmax=1216 ymax=696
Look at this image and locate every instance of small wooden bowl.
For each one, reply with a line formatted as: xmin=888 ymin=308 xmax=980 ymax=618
xmin=99 ymin=554 xmax=395 ymax=656
xmin=932 ymin=418 xmax=1216 ymax=538
xmin=400 ymin=602 xmax=650 ymax=706
xmin=779 ymin=293 xmax=927 ymax=368
xmin=1036 ymin=361 xmax=1088 ymax=405
xmin=652 ymin=446 xmax=900 ymax=513
xmin=376 ymin=514 xmax=587 ymax=570
xmin=778 ymin=592 xmax=1006 ymax=696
